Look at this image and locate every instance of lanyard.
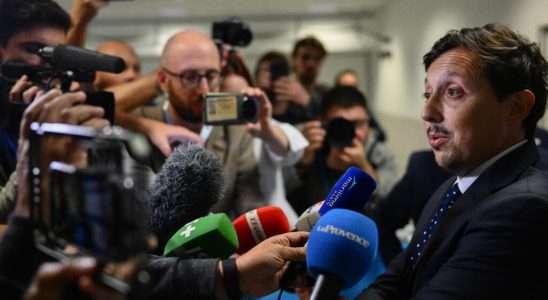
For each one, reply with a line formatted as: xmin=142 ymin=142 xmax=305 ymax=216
xmin=0 ymin=128 xmax=16 ymax=155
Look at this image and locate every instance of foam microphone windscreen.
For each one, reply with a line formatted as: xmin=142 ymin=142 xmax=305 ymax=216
xmin=233 ymin=206 xmax=290 ymax=254
xmin=307 ymin=209 xmax=378 ymax=289
xmin=318 ymin=166 xmax=377 ymax=216
xmin=148 ymin=143 xmax=226 ymax=247
xmin=164 ymin=213 xmax=238 ymax=259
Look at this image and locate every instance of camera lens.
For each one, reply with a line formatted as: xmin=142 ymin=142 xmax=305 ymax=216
xmin=241 ymin=96 xmax=258 ymax=122
xmin=326 ymin=117 xmax=355 ymax=148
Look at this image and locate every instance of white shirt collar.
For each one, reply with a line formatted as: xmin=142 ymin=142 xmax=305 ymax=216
xmin=455 ymin=140 xmax=527 ymax=193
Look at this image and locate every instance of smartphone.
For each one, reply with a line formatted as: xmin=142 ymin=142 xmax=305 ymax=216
xmin=203 ymin=93 xmax=258 ymax=125
xmin=270 ymin=59 xmax=290 ymax=83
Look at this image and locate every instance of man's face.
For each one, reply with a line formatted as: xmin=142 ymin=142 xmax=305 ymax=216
xmin=95 ymin=44 xmax=141 ymax=88
xmin=161 ymin=41 xmax=221 ymax=123
xmin=0 ymin=26 xmax=65 ymax=64
xmin=422 ymin=48 xmax=513 ymax=175
xmin=324 ymin=105 xmax=371 ymax=142
xmin=293 ymin=46 xmax=323 ymax=84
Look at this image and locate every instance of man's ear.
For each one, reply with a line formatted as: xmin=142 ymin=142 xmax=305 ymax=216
xmin=157 ymin=68 xmax=168 ymax=92
xmin=507 ymin=89 xmax=535 ymax=124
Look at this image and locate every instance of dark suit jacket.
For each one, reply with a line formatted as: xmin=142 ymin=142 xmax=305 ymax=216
xmin=372 ymin=150 xmax=452 ymax=265
xmin=359 ymin=141 xmax=548 ymax=299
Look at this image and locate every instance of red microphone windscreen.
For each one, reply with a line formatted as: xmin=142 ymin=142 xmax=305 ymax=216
xmin=233 ymin=206 xmax=290 ymax=254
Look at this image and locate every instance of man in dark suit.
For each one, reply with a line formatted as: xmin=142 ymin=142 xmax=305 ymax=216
xmin=358 ymin=23 xmax=548 ymax=299
xmin=373 ymin=150 xmax=452 ymax=265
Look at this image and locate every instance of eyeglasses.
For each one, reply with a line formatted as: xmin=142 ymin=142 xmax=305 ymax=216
xmin=162 ymin=68 xmax=221 ymax=89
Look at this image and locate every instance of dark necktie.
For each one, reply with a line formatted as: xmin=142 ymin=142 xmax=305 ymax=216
xmin=407 ymin=183 xmax=462 ymax=272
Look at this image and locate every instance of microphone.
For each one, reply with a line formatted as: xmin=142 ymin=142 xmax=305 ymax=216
xmin=294 ymin=201 xmax=323 ymax=232
xmin=148 ymin=143 xmax=226 ymax=248
xmin=38 ymin=44 xmax=126 ymax=73
xmin=293 ymin=167 xmax=376 ymax=232
xmin=307 ymin=209 xmax=378 ymax=300
xmin=281 ymin=167 xmax=376 ymax=288
xmin=232 ymin=206 xmax=290 ymax=254
xmin=163 ymin=213 xmax=238 ymax=259
xmin=319 ymin=166 xmax=377 ymax=215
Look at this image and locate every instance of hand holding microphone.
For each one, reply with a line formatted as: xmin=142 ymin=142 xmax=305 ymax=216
xmin=233 ymin=206 xmax=290 ymax=254
xmin=281 ymin=167 xmax=376 ymax=288
xmin=307 ymin=209 xmax=378 ymax=300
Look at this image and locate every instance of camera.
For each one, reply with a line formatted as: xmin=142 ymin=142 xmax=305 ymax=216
xmin=0 ymin=44 xmax=122 ymax=124
xmin=29 ymin=123 xmax=153 ymax=294
xmin=212 ymin=17 xmax=253 ymax=47
xmin=203 ymin=93 xmax=259 ymax=125
xmin=324 ymin=117 xmax=355 ymax=148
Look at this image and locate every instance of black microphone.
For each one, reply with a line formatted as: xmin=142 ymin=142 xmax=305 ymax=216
xmin=38 ymin=44 xmax=126 ymax=73
xmin=148 ymin=143 xmax=226 ymax=248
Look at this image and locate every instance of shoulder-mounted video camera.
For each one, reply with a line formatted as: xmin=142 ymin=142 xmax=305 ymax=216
xmin=1 ymin=44 xmax=125 ymax=91
xmin=0 ymin=45 xmax=125 ymax=123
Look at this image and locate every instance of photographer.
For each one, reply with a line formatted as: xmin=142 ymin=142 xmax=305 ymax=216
xmin=0 ymin=0 xmax=72 ymax=222
xmin=269 ymin=37 xmax=329 ymax=125
xmin=222 ymin=51 xmax=307 ymax=224
xmin=0 ymin=88 xmax=110 ymax=298
xmin=131 ymin=29 xmax=266 ymax=218
xmin=288 ymin=86 xmax=398 ymax=214
xmin=0 ymin=86 xmax=308 ymax=300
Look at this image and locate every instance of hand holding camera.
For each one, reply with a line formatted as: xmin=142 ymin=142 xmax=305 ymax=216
xmin=300 ymin=120 xmax=325 ymax=166
xmin=273 ymin=77 xmax=310 ymax=107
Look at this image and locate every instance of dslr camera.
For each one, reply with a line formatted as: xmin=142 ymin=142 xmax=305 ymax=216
xmin=324 ymin=117 xmax=356 ymax=148
xmin=29 ymin=123 xmax=153 ymax=295
xmin=203 ymin=92 xmax=259 ymax=125
xmin=212 ymin=17 xmax=253 ymax=47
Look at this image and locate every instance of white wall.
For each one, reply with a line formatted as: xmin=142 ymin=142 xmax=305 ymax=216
xmin=372 ymin=0 xmax=548 ymax=172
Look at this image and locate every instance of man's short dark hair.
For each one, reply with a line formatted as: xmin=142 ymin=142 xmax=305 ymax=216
xmin=254 ymin=51 xmax=287 ymax=79
xmin=320 ymin=85 xmax=368 ymax=118
xmin=292 ymin=36 xmax=327 ymax=59
xmin=423 ymin=23 xmax=548 ymax=140
xmin=0 ymin=0 xmax=71 ymax=47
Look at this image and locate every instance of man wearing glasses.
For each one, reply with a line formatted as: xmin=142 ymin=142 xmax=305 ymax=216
xmin=134 ymin=30 xmax=265 ymax=218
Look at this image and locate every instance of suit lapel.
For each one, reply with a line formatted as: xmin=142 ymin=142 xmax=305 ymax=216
xmin=406 ymin=141 xmax=540 ymax=279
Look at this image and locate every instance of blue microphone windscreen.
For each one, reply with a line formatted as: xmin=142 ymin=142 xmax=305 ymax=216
xmin=319 ymin=167 xmax=376 ymax=215
xmin=307 ymin=209 xmax=378 ymax=288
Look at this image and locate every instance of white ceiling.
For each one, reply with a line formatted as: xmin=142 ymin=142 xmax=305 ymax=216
xmin=56 ymin=0 xmax=388 ymax=21
xmin=54 ymin=0 xmax=391 ymax=68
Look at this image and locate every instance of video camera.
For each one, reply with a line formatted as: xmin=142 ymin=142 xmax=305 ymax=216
xmin=0 ymin=44 xmax=124 ymax=123
xmin=1 ymin=44 xmax=125 ymax=91
xmin=212 ymin=17 xmax=253 ymax=47
xmin=28 ymin=123 xmax=153 ymax=295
